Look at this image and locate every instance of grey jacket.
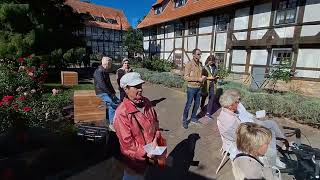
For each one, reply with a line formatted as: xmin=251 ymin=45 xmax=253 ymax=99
xmin=232 ymin=153 xmax=281 ymax=180
xmin=93 ymin=66 xmax=116 ymax=95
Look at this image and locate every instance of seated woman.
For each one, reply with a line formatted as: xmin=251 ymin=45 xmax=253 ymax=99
xmin=217 ymin=92 xmax=241 ymax=159
xmin=232 ymin=122 xmax=281 ymax=180
xmin=224 ymin=89 xmax=287 ymax=168
xmin=113 ymin=72 xmax=164 ymax=180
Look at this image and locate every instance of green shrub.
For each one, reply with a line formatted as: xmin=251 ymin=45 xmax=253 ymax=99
xmin=135 ymin=68 xmax=184 ymax=88
xmin=141 ymin=58 xmax=173 ymax=72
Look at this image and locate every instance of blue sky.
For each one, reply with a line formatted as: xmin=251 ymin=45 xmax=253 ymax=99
xmin=91 ymin=0 xmax=154 ymax=28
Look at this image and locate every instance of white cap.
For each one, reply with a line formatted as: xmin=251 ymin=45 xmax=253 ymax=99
xmin=256 ymin=110 xmax=266 ymax=119
xmin=120 ymin=72 xmax=144 ymax=88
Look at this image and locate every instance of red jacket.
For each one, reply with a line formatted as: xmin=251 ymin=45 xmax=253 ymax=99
xmin=113 ymin=97 xmax=160 ymax=161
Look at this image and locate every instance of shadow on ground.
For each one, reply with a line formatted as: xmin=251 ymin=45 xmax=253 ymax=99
xmin=0 ymin=128 xmax=213 ymax=180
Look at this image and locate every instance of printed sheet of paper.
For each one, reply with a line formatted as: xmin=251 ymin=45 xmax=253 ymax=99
xmin=144 ymin=143 xmax=166 ymax=156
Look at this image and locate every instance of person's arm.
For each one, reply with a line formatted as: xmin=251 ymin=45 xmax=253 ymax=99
xmin=184 ymin=63 xmax=201 ymax=82
xmin=117 ymin=69 xmax=125 ymax=87
xmin=114 ymin=113 xmax=147 ymax=160
xmin=105 ymin=73 xmax=116 ymax=95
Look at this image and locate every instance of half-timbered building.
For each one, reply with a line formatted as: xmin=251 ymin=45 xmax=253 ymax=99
xmin=67 ymin=0 xmax=130 ymax=60
xmin=138 ymin=0 xmax=320 ymax=94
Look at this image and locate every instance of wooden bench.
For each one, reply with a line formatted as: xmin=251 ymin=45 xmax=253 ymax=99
xmin=74 ymin=90 xmax=106 ymax=125
xmin=61 ymin=71 xmax=78 ymax=86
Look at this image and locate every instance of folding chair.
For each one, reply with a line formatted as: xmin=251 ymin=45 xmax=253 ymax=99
xmin=216 ymin=135 xmax=236 ymax=174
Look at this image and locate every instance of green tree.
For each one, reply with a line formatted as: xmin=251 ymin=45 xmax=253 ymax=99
xmin=123 ymin=27 xmax=143 ymax=58
xmin=0 ymin=0 xmax=85 ymax=61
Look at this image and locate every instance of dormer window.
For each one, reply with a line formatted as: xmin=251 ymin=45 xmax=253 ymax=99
xmin=105 ymin=18 xmax=118 ymax=24
xmin=175 ymin=0 xmax=186 ymax=8
xmin=154 ymin=6 xmax=162 ymax=15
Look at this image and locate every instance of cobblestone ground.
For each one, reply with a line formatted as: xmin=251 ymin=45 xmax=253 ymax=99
xmin=68 ymin=75 xmax=320 ymax=180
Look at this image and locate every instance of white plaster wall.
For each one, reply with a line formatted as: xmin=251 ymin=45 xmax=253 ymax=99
xmin=164 ymin=53 xmax=173 ymax=61
xmin=303 ymin=0 xmax=320 ymax=22
xmin=165 ymin=39 xmax=174 ymax=52
xmin=234 ymin=7 xmax=250 ymax=30
xmin=161 ymin=52 xmax=165 ymax=60
xmin=275 ymin=27 xmax=295 ymax=38
xmin=250 ymin=29 xmax=268 ymax=40
xmin=250 ymin=50 xmax=268 ymax=65
xmin=200 ymin=53 xmax=210 ymax=65
xmin=232 ymin=50 xmax=247 ymax=64
xmin=226 ymin=52 xmax=230 ymax=68
xmin=143 ymin=36 xmax=149 ymax=41
xmin=233 ymin=32 xmax=247 ymax=40
xmin=157 ymin=26 xmax=164 ymax=39
xmin=175 ymin=38 xmax=183 ymax=49
xmin=215 ymin=33 xmax=227 ymax=51
xmin=301 ymin=25 xmax=320 ymax=37
xmin=296 ymin=49 xmax=320 ymax=68
xmin=198 ymin=35 xmax=211 ymax=51
xmin=157 ymin=40 xmax=161 ymax=52
xmin=252 ymin=3 xmax=272 ymax=28
xmin=184 ymin=37 xmax=188 ymax=51
xmin=160 ymin=40 xmax=165 ymax=52
xmin=295 ymin=70 xmax=320 ymax=78
xmin=165 ymin=25 xmax=174 ymax=38
xmin=199 ymin=16 xmax=213 ymax=34
xmin=187 ymin=36 xmax=197 ymax=51
xmin=143 ymin=41 xmax=149 ymax=51
xmin=232 ymin=65 xmax=246 ymax=73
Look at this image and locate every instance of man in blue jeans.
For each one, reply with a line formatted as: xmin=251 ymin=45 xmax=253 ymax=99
xmin=182 ymin=49 xmax=206 ymax=129
xmin=93 ymin=56 xmax=119 ymax=131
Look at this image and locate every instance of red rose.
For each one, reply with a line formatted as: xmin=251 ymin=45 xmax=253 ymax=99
xmin=18 ymin=96 xmax=26 ymax=101
xmin=2 ymin=96 xmax=14 ymax=103
xmin=23 ymin=106 xmax=31 ymax=112
xmin=40 ymin=64 xmax=45 ymax=68
xmin=13 ymin=104 xmax=19 ymax=110
xmin=0 ymin=101 xmax=3 ymax=107
xmin=28 ymin=55 xmax=33 ymax=59
xmin=18 ymin=57 xmax=24 ymax=63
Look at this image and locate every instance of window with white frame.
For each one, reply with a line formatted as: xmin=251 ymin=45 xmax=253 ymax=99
xmin=188 ymin=20 xmax=198 ymax=35
xmin=271 ymin=49 xmax=293 ymax=65
xmin=216 ymin=15 xmax=229 ymax=32
xmin=154 ymin=6 xmax=162 ymax=15
xmin=174 ymin=0 xmax=186 ymax=8
xmin=174 ymin=22 xmax=184 ymax=37
xmin=275 ymin=0 xmax=298 ymax=25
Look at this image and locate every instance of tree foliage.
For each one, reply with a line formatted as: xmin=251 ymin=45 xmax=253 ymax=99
xmin=0 ymin=0 xmax=85 ymax=60
xmin=123 ymin=27 xmax=143 ymax=58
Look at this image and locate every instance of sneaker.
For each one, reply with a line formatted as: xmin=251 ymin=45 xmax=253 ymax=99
xmin=190 ymin=119 xmax=202 ymax=125
xmin=276 ymin=157 xmax=286 ymax=169
xmin=109 ymin=124 xmax=116 ymax=132
xmin=205 ymin=114 xmax=213 ymax=120
xmin=182 ymin=123 xmax=188 ymax=129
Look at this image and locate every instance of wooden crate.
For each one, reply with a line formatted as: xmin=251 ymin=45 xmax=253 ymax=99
xmin=74 ymin=90 xmax=106 ymax=124
xmin=61 ymin=71 xmax=78 ymax=86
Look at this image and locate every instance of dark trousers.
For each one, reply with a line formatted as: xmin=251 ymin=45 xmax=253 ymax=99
xmin=206 ymin=85 xmax=218 ymax=116
xmin=182 ymin=87 xmax=201 ymax=125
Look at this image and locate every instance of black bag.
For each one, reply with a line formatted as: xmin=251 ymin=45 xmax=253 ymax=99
xmin=77 ymin=125 xmax=109 ymax=144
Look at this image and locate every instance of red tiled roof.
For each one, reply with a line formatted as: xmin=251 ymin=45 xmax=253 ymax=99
xmin=153 ymin=0 xmax=165 ymax=7
xmin=66 ymin=0 xmax=130 ymax=30
xmin=137 ymin=0 xmax=248 ymax=29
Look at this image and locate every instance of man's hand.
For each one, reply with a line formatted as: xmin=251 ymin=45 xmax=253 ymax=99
xmin=199 ymin=76 xmax=207 ymax=82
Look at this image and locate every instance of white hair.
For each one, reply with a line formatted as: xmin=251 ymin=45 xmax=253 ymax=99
xmin=101 ymin=56 xmax=111 ymax=65
xmin=219 ymin=93 xmax=238 ymax=108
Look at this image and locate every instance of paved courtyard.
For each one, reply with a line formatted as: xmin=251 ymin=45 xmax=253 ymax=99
xmin=68 ymin=74 xmax=320 ymax=180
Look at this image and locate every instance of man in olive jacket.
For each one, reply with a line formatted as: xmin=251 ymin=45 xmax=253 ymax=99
xmin=93 ymin=56 xmax=119 ymax=130
xmin=182 ymin=49 xmax=206 ymax=129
